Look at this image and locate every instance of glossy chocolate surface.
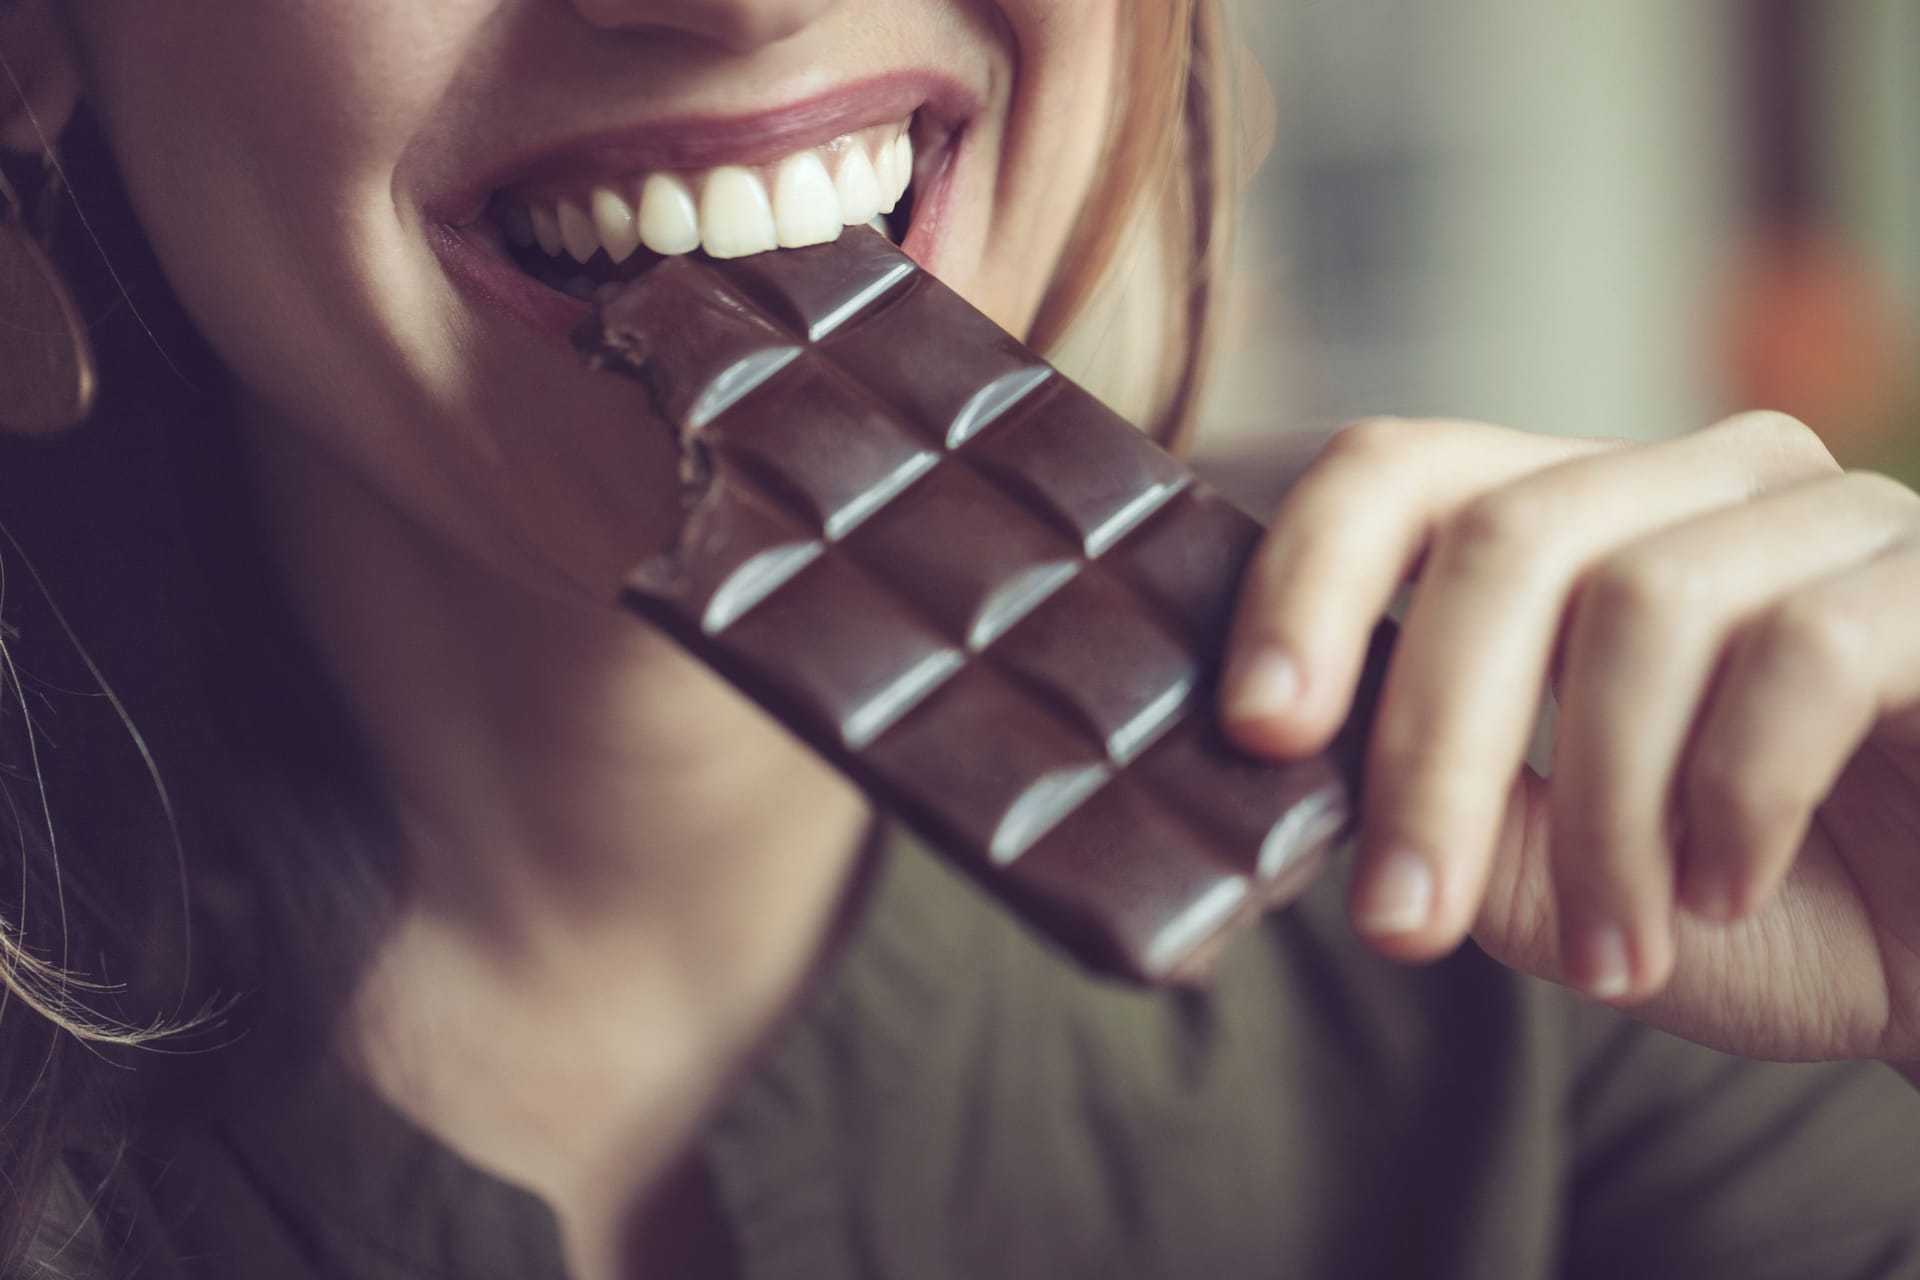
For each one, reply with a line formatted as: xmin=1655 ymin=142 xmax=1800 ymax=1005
xmin=578 ymin=231 xmax=1390 ymax=985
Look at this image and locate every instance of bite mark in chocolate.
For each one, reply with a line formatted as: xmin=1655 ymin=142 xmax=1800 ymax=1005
xmin=575 ymin=230 xmax=1392 ymax=986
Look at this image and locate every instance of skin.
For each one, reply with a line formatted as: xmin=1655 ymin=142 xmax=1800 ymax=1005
xmin=3 ymin=0 xmax=1919 ymax=1271
xmin=1223 ymin=412 xmax=1920 ymax=1079
xmin=4 ymin=1 xmax=1120 ymax=1275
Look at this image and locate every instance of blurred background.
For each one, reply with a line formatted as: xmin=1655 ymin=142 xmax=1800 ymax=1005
xmin=1198 ymin=0 xmax=1920 ymax=510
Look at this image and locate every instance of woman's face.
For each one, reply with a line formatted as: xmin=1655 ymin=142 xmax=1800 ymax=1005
xmin=61 ymin=0 xmax=1120 ymax=597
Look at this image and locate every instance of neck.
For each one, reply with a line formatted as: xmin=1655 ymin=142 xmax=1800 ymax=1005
xmin=246 ymin=403 xmax=870 ymax=951
xmin=241 ymin=405 xmax=873 ymax=1227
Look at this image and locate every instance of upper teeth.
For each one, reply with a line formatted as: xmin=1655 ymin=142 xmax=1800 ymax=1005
xmin=504 ymin=125 xmax=914 ymax=263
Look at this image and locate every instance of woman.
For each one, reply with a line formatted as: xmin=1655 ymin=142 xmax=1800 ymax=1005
xmin=2 ymin=2 xmax=1918 ymax=1277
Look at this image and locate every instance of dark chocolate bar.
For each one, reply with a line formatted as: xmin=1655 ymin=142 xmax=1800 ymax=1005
xmin=577 ymin=230 xmax=1391 ymax=986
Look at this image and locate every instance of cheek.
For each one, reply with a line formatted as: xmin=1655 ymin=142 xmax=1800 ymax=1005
xmin=1016 ymin=0 xmax=1119 ymax=191
xmin=72 ymin=4 xmax=693 ymax=600
xmin=78 ymin=5 xmax=441 ymax=227
xmin=972 ymin=0 xmax=1119 ymax=333
xmin=74 ymin=2 xmax=472 ymax=359
xmin=63 ymin=1 xmax=1126 ymax=604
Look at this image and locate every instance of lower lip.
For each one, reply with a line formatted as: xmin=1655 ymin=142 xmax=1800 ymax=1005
xmin=432 ymin=130 xmax=965 ymax=346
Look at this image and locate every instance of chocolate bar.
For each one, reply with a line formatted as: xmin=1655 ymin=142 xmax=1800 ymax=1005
xmin=577 ymin=230 xmax=1390 ymax=985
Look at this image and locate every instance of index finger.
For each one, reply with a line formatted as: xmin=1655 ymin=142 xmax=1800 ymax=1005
xmin=1220 ymin=418 xmax=1610 ymax=758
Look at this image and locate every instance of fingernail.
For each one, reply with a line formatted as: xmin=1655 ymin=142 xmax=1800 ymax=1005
xmin=1568 ymin=923 xmax=1633 ymax=1001
xmin=1227 ymin=646 xmax=1300 ymax=723
xmin=1355 ymin=846 xmax=1435 ymax=936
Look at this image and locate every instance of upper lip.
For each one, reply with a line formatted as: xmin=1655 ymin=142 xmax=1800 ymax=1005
xmin=431 ymin=70 xmax=976 ymax=228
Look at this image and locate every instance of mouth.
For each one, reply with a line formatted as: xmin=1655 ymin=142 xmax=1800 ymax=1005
xmin=495 ymin=118 xmax=922 ymax=301
xmin=433 ymin=80 xmax=969 ymax=334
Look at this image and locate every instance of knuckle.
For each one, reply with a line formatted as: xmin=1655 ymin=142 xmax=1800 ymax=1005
xmin=1580 ymin=552 xmax=1716 ymax=635
xmin=1441 ymin=489 xmax=1559 ymax=573
xmin=1716 ymin=409 xmax=1839 ymax=473
xmin=1550 ymin=782 xmax=1660 ymax=875
xmin=1547 ymin=805 xmax=1616 ymax=874
xmin=1326 ymin=415 xmax=1419 ymax=464
xmin=1719 ymin=408 xmax=1808 ymax=438
xmin=1688 ymin=747 xmax=1803 ymax=851
xmin=1742 ymin=597 xmax=1872 ymax=695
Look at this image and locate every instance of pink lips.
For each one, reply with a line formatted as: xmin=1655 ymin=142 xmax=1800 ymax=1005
xmin=429 ymin=71 xmax=974 ymax=342
xmin=430 ymin=71 xmax=976 ymax=228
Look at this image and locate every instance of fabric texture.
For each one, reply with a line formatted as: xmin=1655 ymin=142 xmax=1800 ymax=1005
xmin=30 ymin=825 xmax=1920 ymax=1279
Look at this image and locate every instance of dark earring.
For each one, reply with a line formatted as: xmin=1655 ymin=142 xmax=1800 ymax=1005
xmin=0 ymin=149 xmax=96 ymax=437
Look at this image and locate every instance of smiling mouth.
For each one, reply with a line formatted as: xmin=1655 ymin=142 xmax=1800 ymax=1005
xmin=486 ymin=116 xmax=930 ymax=301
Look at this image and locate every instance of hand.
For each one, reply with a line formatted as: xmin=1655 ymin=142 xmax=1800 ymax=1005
xmin=1222 ymin=412 xmax=1920 ymax=1070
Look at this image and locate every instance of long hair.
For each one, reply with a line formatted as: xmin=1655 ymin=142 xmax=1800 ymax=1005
xmin=0 ymin=102 xmax=412 ymax=1271
xmin=0 ymin=3 xmax=1237 ymax=1270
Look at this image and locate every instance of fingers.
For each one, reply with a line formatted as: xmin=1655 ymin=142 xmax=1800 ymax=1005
xmin=1681 ymin=528 xmax=1920 ymax=923
xmin=1335 ymin=414 xmax=1836 ymax=962
xmin=1224 ymin=412 xmax=1832 ymax=763
xmin=1549 ymin=470 xmax=1920 ymax=1000
xmin=1222 ymin=417 xmax=1611 ymax=757
xmin=1221 ymin=404 xmax=1920 ymax=1012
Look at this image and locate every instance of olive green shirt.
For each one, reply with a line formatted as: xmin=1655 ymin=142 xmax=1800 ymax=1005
xmin=38 ymin=828 xmax=1920 ymax=1277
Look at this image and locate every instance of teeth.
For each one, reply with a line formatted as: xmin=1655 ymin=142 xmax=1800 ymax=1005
xmin=773 ymin=151 xmax=843 ymax=249
xmin=557 ymin=199 xmax=599 ymax=263
xmin=637 ymin=173 xmax=701 ymax=256
xmin=529 ymin=204 xmax=564 ymax=257
xmin=506 ymin=125 xmax=916 ymax=268
xmin=874 ymin=144 xmax=899 ymax=214
xmin=895 ymin=134 xmax=914 ymax=202
xmin=835 ymin=147 xmax=884 ymax=227
xmin=875 ymin=133 xmax=913 ymax=216
xmin=701 ymin=165 xmax=779 ymax=260
xmin=591 ymin=185 xmax=641 ymax=263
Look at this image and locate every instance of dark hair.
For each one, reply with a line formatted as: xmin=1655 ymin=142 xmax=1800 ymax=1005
xmin=0 ymin=106 xmax=410 ymax=1272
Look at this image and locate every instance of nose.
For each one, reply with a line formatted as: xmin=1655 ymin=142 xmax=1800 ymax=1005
xmin=567 ymin=0 xmax=838 ymax=52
